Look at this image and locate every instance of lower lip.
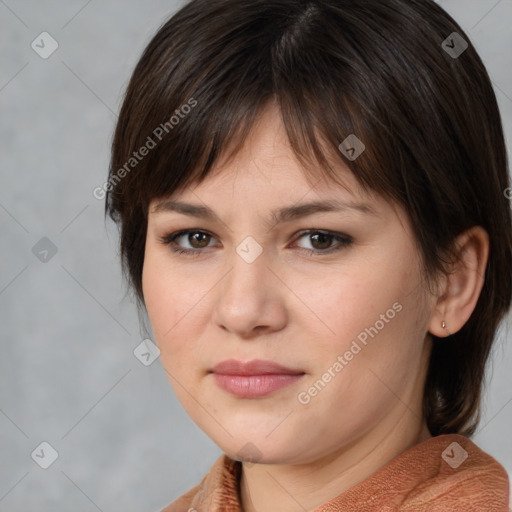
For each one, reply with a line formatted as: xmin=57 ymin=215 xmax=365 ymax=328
xmin=212 ymin=373 xmax=305 ymax=398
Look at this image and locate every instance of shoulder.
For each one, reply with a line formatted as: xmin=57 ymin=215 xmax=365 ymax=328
xmin=322 ymin=434 xmax=510 ymax=512
xmin=159 ymin=453 xmax=242 ymax=512
xmin=400 ymin=434 xmax=510 ymax=511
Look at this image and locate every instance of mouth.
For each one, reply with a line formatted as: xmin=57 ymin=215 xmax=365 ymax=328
xmin=209 ymin=359 xmax=306 ymax=398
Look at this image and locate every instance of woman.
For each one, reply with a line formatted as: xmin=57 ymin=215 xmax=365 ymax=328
xmin=105 ymin=0 xmax=512 ymax=510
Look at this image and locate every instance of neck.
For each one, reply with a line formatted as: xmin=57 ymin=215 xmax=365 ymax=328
xmin=239 ymin=413 xmax=432 ymax=512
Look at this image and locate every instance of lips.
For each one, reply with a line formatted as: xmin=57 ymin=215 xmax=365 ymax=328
xmin=210 ymin=358 xmax=304 ymax=376
xmin=210 ymin=359 xmax=306 ymax=398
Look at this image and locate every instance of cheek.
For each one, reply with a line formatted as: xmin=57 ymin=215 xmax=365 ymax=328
xmin=142 ymin=260 xmax=206 ymax=412
xmin=297 ymin=260 xmax=415 ymax=350
xmin=142 ymin=251 xmax=212 ymax=370
xmin=302 ymin=253 xmax=429 ymax=392
xmin=299 ymin=286 xmax=428 ymax=441
xmin=142 ymin=251 xmax=183 ymax=349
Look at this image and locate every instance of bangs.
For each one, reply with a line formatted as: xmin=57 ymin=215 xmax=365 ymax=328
xmin=112 ymin=1 xmax=413 ymax=220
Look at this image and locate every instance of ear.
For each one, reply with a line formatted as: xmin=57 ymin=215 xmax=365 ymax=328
xmin=428 ymin=226 xmax=489 ymax=338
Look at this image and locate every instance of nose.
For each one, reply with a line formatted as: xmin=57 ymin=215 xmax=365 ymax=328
xmin=211 ymin=244 xmax=288 ymax=339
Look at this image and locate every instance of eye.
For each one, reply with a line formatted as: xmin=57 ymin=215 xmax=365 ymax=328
xmin=292 ymin=230 xmax=353 ymax=255
xmin=159 ymin=229 xmax=216 ymax=257
xmin=158 ymin=229 xmax=353 ymax=257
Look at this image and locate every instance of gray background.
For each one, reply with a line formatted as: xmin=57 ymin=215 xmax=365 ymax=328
xmin=1 ymin=1 xmax=511 ymax=511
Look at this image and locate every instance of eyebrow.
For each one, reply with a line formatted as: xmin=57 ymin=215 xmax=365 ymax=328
xmin=151 ymin=198 xmax=378 ymax=227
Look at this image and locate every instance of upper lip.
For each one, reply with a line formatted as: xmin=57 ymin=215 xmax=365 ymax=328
xmin=210 ymin=359 xmax=305 ymax=376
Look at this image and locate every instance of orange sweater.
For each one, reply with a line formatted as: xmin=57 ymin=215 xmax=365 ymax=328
xmin=161 ymin=434 xmax=510 ymax=511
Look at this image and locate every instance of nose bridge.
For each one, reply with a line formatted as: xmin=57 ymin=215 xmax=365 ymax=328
xmin=212 ymin=235 xmax=284 ymax=335
xmin=222 ymin=234 xmax=270 ymax=303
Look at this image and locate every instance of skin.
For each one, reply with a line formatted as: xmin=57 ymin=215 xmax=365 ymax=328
xmin=142 ymin=104 xmax=489 ymax=512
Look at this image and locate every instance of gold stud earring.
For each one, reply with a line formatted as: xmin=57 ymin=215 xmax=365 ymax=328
xmin=442 ymin=320 xmax=452 ymax=336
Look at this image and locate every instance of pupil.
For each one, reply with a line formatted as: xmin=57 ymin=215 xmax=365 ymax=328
xmin=313 ymin=233 xmax=331 ymax=249
xmin=191 ymin=233 xmax=208 ymax=248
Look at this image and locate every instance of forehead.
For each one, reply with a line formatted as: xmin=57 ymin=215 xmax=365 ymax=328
xmin=147 ymin=103 xmax=408 ymax=237
xmin=149 ymin=153 xmax=388 ymax=231
xmin=159 ymin=103 xmax=371 ymax=205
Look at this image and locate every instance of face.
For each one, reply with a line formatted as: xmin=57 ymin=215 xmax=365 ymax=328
xmin=142 ymin=105 xmax=435 ymax=465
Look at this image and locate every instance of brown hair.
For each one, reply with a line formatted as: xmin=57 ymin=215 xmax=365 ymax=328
xmin=105 ymin=0 xmax=512 ymax=437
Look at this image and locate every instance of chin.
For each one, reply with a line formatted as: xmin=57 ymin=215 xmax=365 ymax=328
xmin=220 ymin=435 xmax=311 ymax=466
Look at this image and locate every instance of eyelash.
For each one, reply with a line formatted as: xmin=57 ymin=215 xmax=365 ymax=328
xmin=158 ymin=229 xmax=353 ymax=257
